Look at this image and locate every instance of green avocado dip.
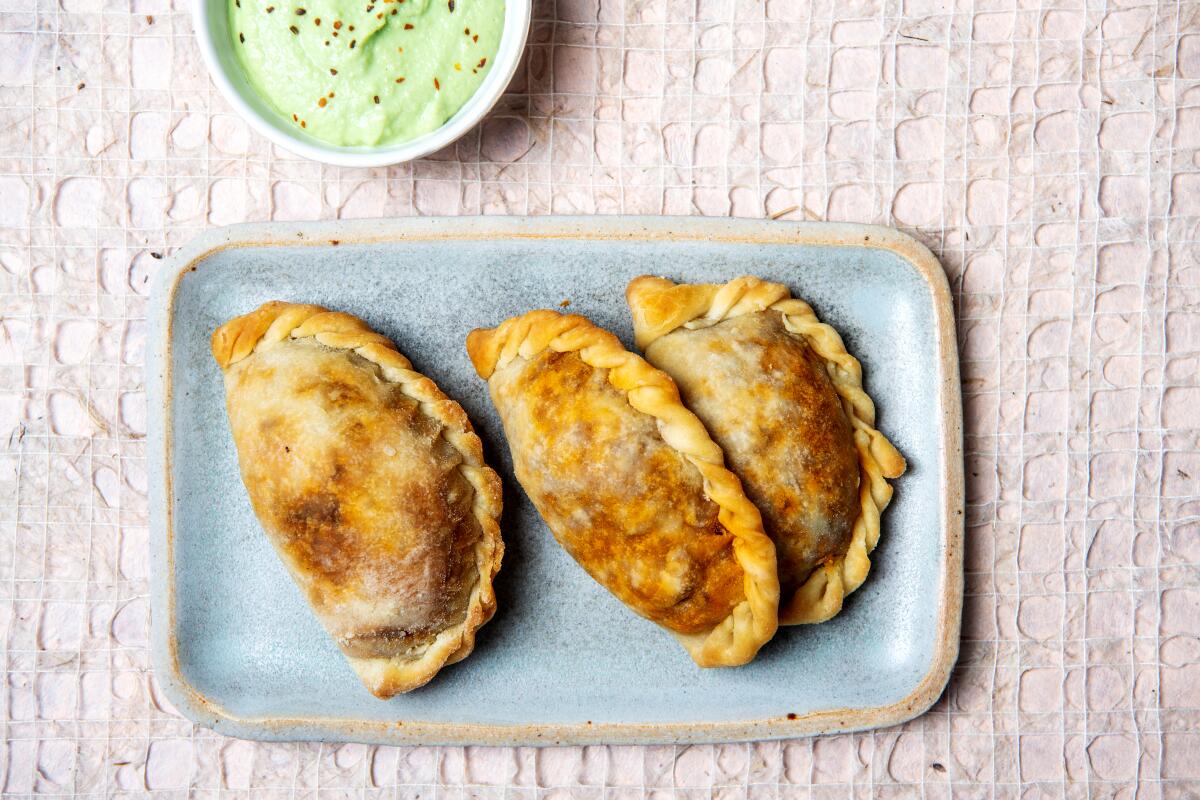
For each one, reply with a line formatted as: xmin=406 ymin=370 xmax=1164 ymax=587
xmin=230 ymin=0 xmax=505 ymax=146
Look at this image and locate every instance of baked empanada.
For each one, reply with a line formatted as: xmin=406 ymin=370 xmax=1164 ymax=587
xmin=626 ymin=276 xmax=905 ymax=625
xmin=212 ymin=302 xmax=503 ymax=697
xmin=466 ymin=310 xmax=778 ymax=666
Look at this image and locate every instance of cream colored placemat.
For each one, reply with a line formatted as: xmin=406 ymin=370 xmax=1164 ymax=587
xmin=2 ymin=0 xmax=1198 ymax=793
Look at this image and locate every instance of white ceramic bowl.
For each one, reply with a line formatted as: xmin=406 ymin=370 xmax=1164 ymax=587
xmin=192 ymin=0 xmax=531 ymax=167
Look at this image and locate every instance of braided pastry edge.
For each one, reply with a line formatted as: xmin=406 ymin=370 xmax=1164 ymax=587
xmin=212 ymin=301 xmax=504 ymax=697
xmin=467 ymin=310 xmax=779 ymax=667
xmin=626 ymin=276 xmax=906 ymax=625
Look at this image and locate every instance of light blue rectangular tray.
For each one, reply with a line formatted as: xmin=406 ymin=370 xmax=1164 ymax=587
xmin=148 ymin=216 xmax=963 ymax=745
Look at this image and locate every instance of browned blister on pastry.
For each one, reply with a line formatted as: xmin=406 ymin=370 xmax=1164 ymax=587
xmin=626 ymin=276 xmax=906 ymax=625
xmin=466 ymin=310 xmax=779 ymax=666
xmin=212 ymin=301 xmax=503 ymax=697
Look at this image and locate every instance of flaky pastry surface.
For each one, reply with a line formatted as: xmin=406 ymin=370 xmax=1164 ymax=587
xmin=626 ymin=276 xmax=906 ymax=625
xmin=467 ymin=310 xmax=779 ymax=666
xmin=212 ymin=301 xmax=503 ymax=697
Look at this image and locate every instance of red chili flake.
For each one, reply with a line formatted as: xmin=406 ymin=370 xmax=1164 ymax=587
xmin=330 ymin=67 xmax=337 ymax=74
xmin=265 ymin=5 xmax=274 ymax=10
xmin=464 ymin=26 xmax=469 ymax=34
xmin=328 ymin=91 xmax=334 ymax=96
xmin=477 ymin=57 xmax=486 ymax=68
xmin=373 ymin=95 xmax=380 ymax=103
xmin=293 ymin=113 xmax=298 ymax=121
xmin=390 ymin=8 xmax=396 ymax=14
xmin=472 ymin=33 xmax=478 ymax=41
xmin=347 ymin=24 xmax=354 ymax=30
xmin=318 ymin=97 xmax=327 ymax=107
xmin=314 ymin=17 xmax=320 ymax=24
xmin=395 ymin=76 xmax=405 ymax=82
xmin=433 ymin=77 xmax=439 ymax=90
xmin=331 ymin=31 xmax=338 ymax=36
xmin=376 ymin=12 xmax=382 ymax=18
xmin=289 ymin=24 xmax=299 ymax=33
xmin=239 ymin=32 xmax=245 ymax=42
xmin=295 ymin=8 xmax=305 ymax=14
xmin=349 ymin=38 xmax=356 ymax=47
xmin=300 ymin=119 xmax=306 ymax=128
xmin=332 ymin=19 xmax=342 ymax=28
xmin=403 ymin=22 xmax=413 ymax=28
xmin=447 ymin=0 xmax=454 ymax=10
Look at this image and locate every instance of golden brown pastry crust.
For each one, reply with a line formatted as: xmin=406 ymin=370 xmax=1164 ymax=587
xmin=626 ymin=276 xmax=906 ymax=625
xmin=212 ymin=301 xmax=503 ymax=697
xmin=467 ymin=310 xmax=779 ymax=666
xmin=639 ymin=312 xmax=862 ymax=607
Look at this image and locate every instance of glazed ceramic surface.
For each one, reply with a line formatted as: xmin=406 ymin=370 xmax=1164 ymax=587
xmin=148 ymin=216 xmax=963 ymax=745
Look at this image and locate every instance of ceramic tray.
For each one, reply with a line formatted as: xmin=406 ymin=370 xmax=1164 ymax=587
xmin=148 ymin=216 xmax=963 ymax=746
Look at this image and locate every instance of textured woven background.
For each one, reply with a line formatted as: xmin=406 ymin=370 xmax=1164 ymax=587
xmin=2 ymin=0 xmax=1199 ymax=794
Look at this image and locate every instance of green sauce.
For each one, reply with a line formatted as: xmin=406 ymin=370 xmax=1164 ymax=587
xmin=230 ymin=0 xmax=504 ymax=147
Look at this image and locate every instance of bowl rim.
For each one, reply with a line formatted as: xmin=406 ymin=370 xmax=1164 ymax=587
xmin=192 ymin=0 xmax=531 ymax=167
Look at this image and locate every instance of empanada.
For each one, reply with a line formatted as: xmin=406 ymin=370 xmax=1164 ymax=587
xmin=212 ymin=302 xmax=503 ymax=697
xmin=626 ymin=276 xmax=905 ymax=625
xmin=466 ymin=310 xmax=779 ymax=666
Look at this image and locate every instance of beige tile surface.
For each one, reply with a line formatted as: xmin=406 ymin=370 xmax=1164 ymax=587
xmin=1 ymin=0 xmax=1198 ymax=794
